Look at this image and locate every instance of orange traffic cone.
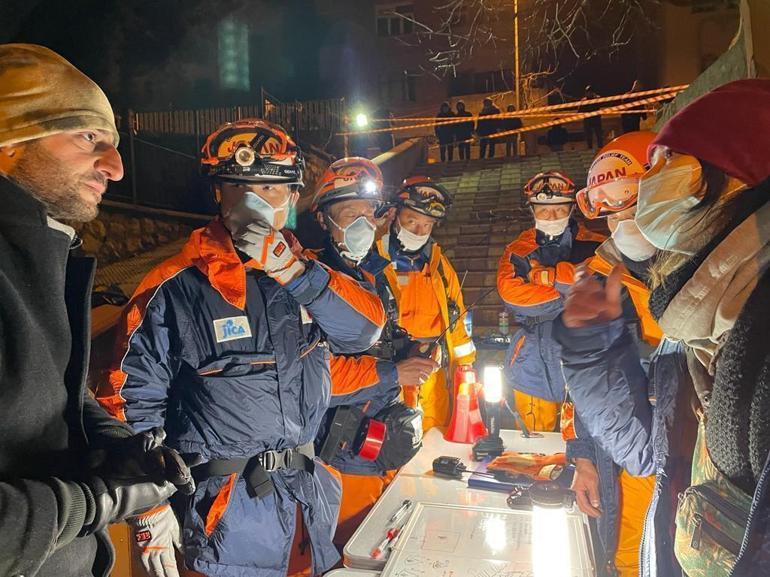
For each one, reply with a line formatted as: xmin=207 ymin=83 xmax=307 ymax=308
xmin=445 ymin=365 xmax=487 ymax=443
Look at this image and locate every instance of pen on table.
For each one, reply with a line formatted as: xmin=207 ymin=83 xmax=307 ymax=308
xmin=388 ymin=499 xmax=413 ymax=524
xmin=370 ymin=525 xmax=403 ymax=559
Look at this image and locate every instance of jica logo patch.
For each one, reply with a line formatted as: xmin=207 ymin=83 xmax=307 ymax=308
xmin=213 ymin=316 xmax=253 ymax=343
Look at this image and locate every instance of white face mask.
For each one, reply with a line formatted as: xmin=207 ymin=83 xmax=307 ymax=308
xmin=535 ymin=216 xmax=569 ymax=238
xmin=611 ymin=218 xmax=657 ymax=262
xmin=225 ymin=190 xmax=291 ymax=232
xmin=328 ymin=215 xmax=376 ymax=263
xmin=396 ymin=224 xmax=430 ymax=252
xmin=635 ymin=154 xmax=708 ymax=255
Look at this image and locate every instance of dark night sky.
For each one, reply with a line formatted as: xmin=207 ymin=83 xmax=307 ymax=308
xmin=1 ymin=0 xmax=656 ymax=111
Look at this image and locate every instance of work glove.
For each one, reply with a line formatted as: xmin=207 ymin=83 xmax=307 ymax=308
xmin=128 ymin=504 xmax=182 ymax=577
xmin=528 ymin=264 xmax=556 ymax=286
xmin=83 ymin=476 xmax=177 ymax=534
xmin=232 ymin=220 xmax=306 ymax=284
xmin=88 ymin=427 xmax=199 ymax=496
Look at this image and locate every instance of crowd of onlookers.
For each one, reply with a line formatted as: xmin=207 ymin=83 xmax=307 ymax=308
xmin=434 ymin=82 xmax=649 ymax=161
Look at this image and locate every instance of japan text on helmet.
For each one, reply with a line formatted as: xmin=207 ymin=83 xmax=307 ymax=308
xmin=576 ymin=130 xmax=656 ymax=219
xmin=311 ymin=157 xmax=384 ymax=213
xmin=200 ymin=119 xmax=304 ymax=186
xmin=523 ymin=171 xmax=576 ymax=205
xmin=395 ymin=176 xmax=453 ymax=219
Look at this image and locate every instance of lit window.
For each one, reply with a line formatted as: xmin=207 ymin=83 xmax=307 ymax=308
xmin=218 ymin=17 xmax=250 ymax=91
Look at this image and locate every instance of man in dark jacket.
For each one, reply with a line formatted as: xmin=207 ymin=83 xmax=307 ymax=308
xmin=435 ymin=102 xmax=455 ymax=162
xmin=0 ymin=44 xmax=194 ymax=577
xmin=477 ymin=97 xmax=501 ymax=159
xmin=453 ymin=101 xmax=474 ymax=160
xmin=501 ymin=104 xmax=523 ymax=157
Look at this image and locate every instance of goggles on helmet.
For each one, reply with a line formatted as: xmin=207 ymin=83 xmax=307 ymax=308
xmin=523 ymin=171 xmax=576 ymax=205
xmin=576 ymin=177 xmax=641 ymax=219
xmin=200 ymin=119 xmax=304 ymax=185
xmin=396 ymin=177 xmax=453 ymax=219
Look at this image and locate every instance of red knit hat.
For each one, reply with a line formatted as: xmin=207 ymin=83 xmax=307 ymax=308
xmin=651 ymin=79 xmax=770 ymax=187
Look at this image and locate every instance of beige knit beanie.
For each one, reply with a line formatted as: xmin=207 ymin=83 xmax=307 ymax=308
xmin=0 ymin=44 xmax=119 ymax=148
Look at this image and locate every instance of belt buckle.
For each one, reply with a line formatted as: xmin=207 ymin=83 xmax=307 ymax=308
xmin=259 ymin=450 xmax=280 ymax=472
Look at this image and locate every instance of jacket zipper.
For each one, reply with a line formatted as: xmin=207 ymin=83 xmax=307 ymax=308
xmin=640 ymin=353 xmax=661 ymax=577
xmin=691 ymin=513 xmax=741 ymax=556
xmin=729 ymin=453 xmax=770 ymax=576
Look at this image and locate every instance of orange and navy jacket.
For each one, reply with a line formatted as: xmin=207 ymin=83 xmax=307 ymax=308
xmin=376 ymin=233 xmax=476 ymax=367
xmin=588 ymin=240 xmax=662 ymax=348
xmin=312 ymin=238 xmax=402 ymax=475
xmin=97 ymin=218 xmax=385 ymax=449
xmin=95 ymin=218 xmax=384 ymax=575
xmin=497 ymin=219 xmax=604 ymax=401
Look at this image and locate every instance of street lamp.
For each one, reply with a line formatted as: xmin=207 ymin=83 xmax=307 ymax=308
xmin=472 ymin=365 xmax=506 ymax=460
xmin=355 ymin=112 xmax=369 ymax=128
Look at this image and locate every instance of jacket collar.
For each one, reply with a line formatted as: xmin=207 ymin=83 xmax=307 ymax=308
xmin=0 ymin=174 xmax=49 ymax=229
xmin=182 ymin=218 xmax=268 ymax=310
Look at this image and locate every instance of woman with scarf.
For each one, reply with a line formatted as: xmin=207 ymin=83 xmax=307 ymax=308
xmin=554 ymin=79 xmax=770 ymax=577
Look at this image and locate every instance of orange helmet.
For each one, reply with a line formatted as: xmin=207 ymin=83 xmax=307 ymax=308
xmin=200 ymin=118 xmax=304 ymax=185
xmin=523 ymin=171 xmax=576 ymax=204
xmin=576 ymin=130 xmax=656 ymax=219
xmin=395 ymin=176 xmax=453 ymax=219
xmin=312 ymin=157 xmax=384 ymax=213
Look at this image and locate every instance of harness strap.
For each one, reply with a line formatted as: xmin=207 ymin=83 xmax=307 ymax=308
xmin=193 ymin=442 xmax=315 ymax=499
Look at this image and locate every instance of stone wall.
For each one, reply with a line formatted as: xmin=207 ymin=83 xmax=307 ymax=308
xmin=72 ymin=204 xmax=201 ymax=266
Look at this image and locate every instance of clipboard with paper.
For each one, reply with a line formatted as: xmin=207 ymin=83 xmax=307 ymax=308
xmin=380 ymin=502 xmax=595 ymax=577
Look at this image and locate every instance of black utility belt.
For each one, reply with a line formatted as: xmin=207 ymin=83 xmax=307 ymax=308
xmin=193 ymin=443 xmax=315 ymax=499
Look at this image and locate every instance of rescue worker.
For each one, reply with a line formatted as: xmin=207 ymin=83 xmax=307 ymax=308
xmin=96 ymin=119 xmax=386 ymax=577
xmin=569 ymin=131 xmax=659 ymax=577
xmin=496 ymin=171 xmax=604 ymax=432
xmin=555 ymin=79 xmax=770 ymax=577
xmin=0 ymin=43 xmax=194 ymax=577
xmin=375 ymin=176 xmax=476 ymax=431
xmin=311 ymin=157 xmax=435 ymax=545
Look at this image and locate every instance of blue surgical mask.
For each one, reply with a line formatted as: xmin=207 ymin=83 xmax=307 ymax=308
xmin=328 ymin=215 xmax=376 ymax=263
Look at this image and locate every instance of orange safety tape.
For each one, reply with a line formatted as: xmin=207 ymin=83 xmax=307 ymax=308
xmin=340 ymin=85 xmax=687 ymax=136
xmin=426 ymin=91 xmax=680 ymax=149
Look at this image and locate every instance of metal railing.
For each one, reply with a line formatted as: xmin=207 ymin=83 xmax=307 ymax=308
xmin=130 ymin=90 xmax=346 ymax=148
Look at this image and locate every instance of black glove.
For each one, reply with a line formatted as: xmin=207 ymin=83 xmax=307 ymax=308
xmin=82 ymin=476 xmax=177 ymax=535
xmin=88 ymin=427 xmax=200 ymax=495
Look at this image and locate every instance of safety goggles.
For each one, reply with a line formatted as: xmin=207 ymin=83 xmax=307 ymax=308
xmin=576 ymin=176 xmax=640 ymax=219
xmin=523 ymin=174 xmax=576 ymax=204
xmin=399 ymin=184 xmax=452 ymax=219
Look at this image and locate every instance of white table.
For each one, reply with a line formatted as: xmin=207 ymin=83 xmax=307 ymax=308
xmin=342 ymin=428 xmax=582 ymax=572
xmin=399 ymin=428 xmax=566 ymax=478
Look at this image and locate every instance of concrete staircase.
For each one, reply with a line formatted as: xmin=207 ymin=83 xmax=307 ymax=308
xmin=414 ymin=150 xmax=598 ymax=334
